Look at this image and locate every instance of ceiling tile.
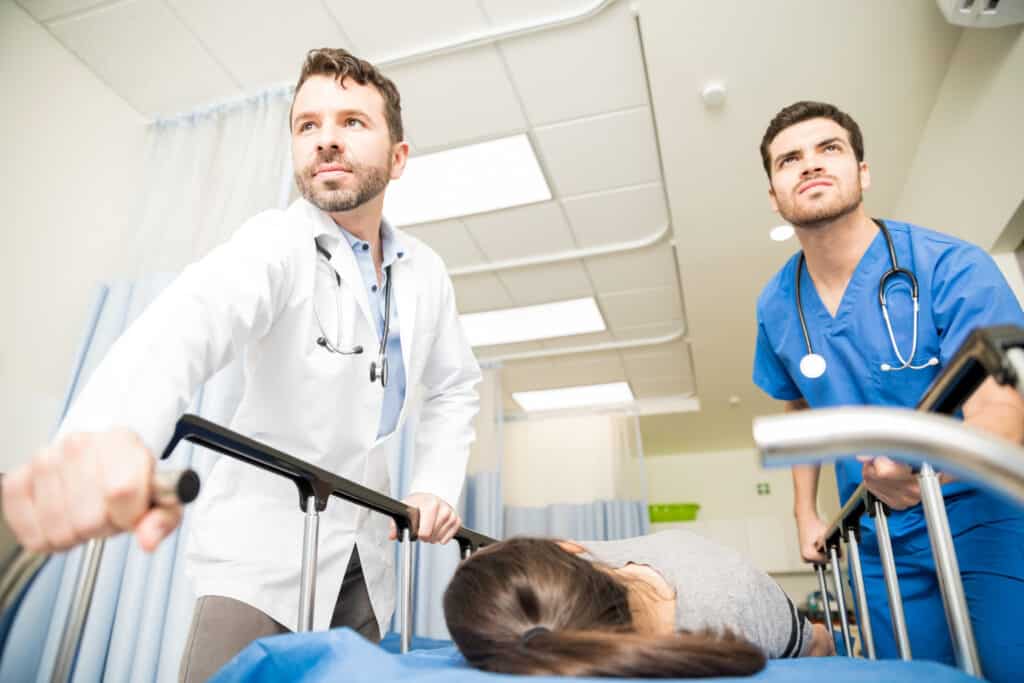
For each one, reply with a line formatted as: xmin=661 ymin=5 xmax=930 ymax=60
xmin=533 ymin=108 xmax=660 ymax=196
xmin=402 ymin=220 xmax=485 ymax=268
xmin=48 ymin=0 xmax=240 ymax=116
xmin=168 ymin=0 xmax=351 ymax=89
xmin=622 ymin=341 xmax=691 ymax=380
xmin=325 ymin=0 xmax=488 ymax=63
xmin=562 ymin=183 xmax=668 ymax=246
xmin=503 ymin=352 xmax=625 ymax=392
xmin=585 ymin=244 xmax=677 ymax=294
xmin=612 ymin=320 xmax=686 ymax=341
xmin=453 ymin=273 xmax=513 ymax=313
xmin=630 ymin=376 xmax=693 ymax=399
xmin=473 ymin=340 xmax=545 ymax=358
xmin=384 ymin=46 xmax=526 ymax=150
xmin=480 ymin=0 xmax=598 ymax=28
xmin=599 ymin=286 xmax=682 ymax=329
xmin=498 ymin=261 xmax=593 ymax=306
xmin=464 ymin=201 xmax=575 ymax=261
xmin=18 ymin=0 xmax=107 ymax=21
xmin=495 ymin=1 xmax=647 ymax=125
xmin=539 ymin=331 xmax=614 ymax=350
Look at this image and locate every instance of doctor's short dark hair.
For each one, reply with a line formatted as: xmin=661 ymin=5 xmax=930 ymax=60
xmin=759 ymin=101 xmax=864 ymax=179
xmin=291 ymin=47 xmax=404 ymax=144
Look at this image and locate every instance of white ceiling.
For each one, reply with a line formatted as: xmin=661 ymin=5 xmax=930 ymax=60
xmin=18 ymin=0 xmax=1024 ymax=438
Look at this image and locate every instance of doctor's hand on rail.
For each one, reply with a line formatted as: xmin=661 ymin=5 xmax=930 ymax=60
xmin=388 ymin=491 xmax=461 ymax=544
xmin=1 ymin=429 xmax=182 ymax=554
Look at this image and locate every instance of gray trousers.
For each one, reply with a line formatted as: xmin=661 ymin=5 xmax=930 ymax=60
xmin=179 ymin=546 xmax=381 ymax=683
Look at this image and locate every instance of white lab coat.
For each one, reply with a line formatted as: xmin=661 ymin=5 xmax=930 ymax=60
xmin=59 ymin=197 xmax=482 ymax=634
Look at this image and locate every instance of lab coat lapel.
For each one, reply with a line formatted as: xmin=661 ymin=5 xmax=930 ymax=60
xmin=306 ymin=204 xmax=375 ymax=332
xmin=392 ymin=249 xmax=417 ymax=418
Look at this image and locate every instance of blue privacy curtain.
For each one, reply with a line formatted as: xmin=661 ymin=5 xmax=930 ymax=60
xmin=501 ymin=413 xmax=651 ymax=540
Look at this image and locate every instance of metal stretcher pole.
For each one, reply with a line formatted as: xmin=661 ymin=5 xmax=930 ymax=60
xmin=918 ymin=464 xmax=982 ymax=676
xmin=297 ymin=495 xmax=319 ymax=632
xmin=844 ymin=526 xmax=876 ymax=659
xmin=873 ymin=501 xmax=911 ymax=659
xmin=814 ymin=564 xmax=834 ymax=640
xmin=50 ymin=538 xmax=105 ymax=683
xmin=828 ymin=545 xmax=854 ymax=657
xmin=400 ymin=528 xmax=414 ymax=654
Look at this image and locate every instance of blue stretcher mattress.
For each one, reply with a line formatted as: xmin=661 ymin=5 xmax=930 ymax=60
xmin=212 ymin=628 xmax=980 ymax=683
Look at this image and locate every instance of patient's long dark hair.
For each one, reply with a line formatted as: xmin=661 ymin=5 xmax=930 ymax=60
xmin=443 ymin=537 xmax=767 ymax=678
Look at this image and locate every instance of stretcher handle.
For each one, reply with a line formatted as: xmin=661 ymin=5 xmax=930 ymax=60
xmin=163 ymin=414 xmax=428 ymax=536
xmin=0 ymin=467 xmax=200 ymax=671
xmin=816 ymin=325 xmax=1024 ymax=547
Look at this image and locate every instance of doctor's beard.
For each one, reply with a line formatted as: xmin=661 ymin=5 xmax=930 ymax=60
xmin=776 ymin=178 xmax=863 ymax=230
xmin=294 ymin=152 xmax=391 ymax=213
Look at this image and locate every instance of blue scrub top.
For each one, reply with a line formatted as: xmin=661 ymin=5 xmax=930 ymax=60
xmin=753 ymin=220 xmax=1024 ymax=538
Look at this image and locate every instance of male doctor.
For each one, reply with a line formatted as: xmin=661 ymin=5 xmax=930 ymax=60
xmin=752 ymin=101 xmax=1024 ymax=680
xmin=2 ymin=48 xmax=481 ymax=681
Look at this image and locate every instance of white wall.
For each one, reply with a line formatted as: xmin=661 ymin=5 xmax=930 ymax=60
xmin=0 ymin=0 xmax=146 ymax=472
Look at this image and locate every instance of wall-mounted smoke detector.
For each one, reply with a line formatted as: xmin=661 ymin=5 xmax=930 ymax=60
xmin=936 ymin=0 xmax=1024 ymax=27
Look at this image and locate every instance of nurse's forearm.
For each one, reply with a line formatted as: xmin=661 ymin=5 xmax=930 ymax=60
xmin=792 ymin=465 xmax=822 ymax=520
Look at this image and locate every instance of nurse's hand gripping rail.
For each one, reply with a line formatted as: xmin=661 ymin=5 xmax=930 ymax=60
xmin=159 ymin=413 xmax=498 ymax=652
xmin=0 ymin=469 xmax=200 ymax=683
xmin=753 ymin=324 xmax=1024 ymax=676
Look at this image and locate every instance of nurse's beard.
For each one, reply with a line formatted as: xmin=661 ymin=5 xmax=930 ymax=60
xmin=295 ymin=155 xmax=390 ymax=213
xmin=780 ymin=185 xmax=863 ymax=230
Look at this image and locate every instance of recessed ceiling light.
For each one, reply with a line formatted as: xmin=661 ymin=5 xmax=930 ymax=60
xmin=770 ymin=224 xmax=794 ymax=241
xmin=513 ymin=382 xmax=635 ymax=412
xmin=460 ymin=297 xmax=605 ymax=347
xmin=383 ymin=134 xmax=551 ymax=226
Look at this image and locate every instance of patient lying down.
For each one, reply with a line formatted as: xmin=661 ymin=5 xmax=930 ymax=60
xmin=443 ymin=529 xmax=834 ymax=678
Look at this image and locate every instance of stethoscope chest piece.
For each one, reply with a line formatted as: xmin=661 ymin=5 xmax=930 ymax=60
xmin=799 ymin=353 xmax=827 ymax=379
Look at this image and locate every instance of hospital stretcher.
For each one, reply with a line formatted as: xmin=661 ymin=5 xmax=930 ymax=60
xmin=2 ymin=326 xmax=1023 ymax=682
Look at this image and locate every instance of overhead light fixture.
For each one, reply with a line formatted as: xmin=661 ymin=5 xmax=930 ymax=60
xmin=383 ymin=134 xmax=551 ymax=226
xmin=460 ymin=297 xmax=605 ymax=347
xmin=769 ymin=224 xmax=794 ymax=241
xmin=513 ymin=381 xmax=635 ymax=412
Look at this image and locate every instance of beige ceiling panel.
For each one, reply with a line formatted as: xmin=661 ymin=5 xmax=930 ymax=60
xmin=453 ymin=272 xmax=513 ymax=313
xmin=495 ymin=1 xmax=647 ymax=125
xmin=473 ymin=340 xmax=545 ymax=359
xmin=612 ymin=320 xmax=686 ymax=341
xmin=504 ymin=353 xmax=625 ymax=393
xmin=18 ymin=0 xmax=108 ymax=21
xmin=539 ymin=331 xmax=614 ymax=350
xmin=533 ymin=108 xmax=660 ymax=196
xmin=498 ymin=261 xmax=594 ymax=306
xmin=622 ymin=342 xmax=691 ymax=380
xmin=48 ymin=0 xmax=240 ymax=116
xmin=385 ymin=45 xmax=526 ymax=150
xmin=168 ymin=0 xmax=350 ymax=88
xmin=402 ymin=220 xmax=485 ymax=268
xmin=562 ymin=183 xmax=667 ymax=246
xmin=599 ymin=286 xmax=682 ymax=329
xmin=464 ymin=201 xmax=575 ymax=261
xmin=480 ymin=0 xmax=598 ymax=28
xmin=323 ymin=0 xmax=488 ymax=62
xmin=585 ymin=244 xmax=677 ymax=294
xmin=631 ymin=376 xmax=693 ymax=399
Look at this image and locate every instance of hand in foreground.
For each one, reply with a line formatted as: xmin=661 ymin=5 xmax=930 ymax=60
xmin=1 ymin=429 xmax=182 ymax=553
xmin=388 ymin=491 xmax=461 ymax=544
xmin=795 ymin=512 xmax=829 ymax=564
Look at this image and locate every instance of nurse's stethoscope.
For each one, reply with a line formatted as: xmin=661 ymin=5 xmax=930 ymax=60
xmin=796 ymin=218 xmax=938 ymax=379
xmin=314 ymin=241 xmax=391 ymax=387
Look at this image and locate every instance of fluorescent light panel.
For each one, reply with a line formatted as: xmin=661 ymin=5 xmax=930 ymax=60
xmin=514 ymin=382 xmax=635 ymax=412
xmin=460 ymin=297 xmax=605 ymax=347
xmin=384 ymin=134 xmax=551 ymax=226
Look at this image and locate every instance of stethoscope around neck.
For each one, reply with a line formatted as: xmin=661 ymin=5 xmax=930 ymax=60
xmin=795 ymin=218 xmax=938 ymax=379
xmin=313 ymin=241 xmax=392 ymax=388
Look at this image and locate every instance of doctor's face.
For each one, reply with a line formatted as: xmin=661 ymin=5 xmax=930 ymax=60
xmin=290 ymin=75 xmax=408 ymax=213
xmin=766 ymin=118 xmax=870 ymax=228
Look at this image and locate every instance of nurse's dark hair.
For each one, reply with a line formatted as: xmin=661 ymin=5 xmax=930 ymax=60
xmin=290 ymin=48 xmax=403 ymax=143
xmin=760 ymin=101 xmax=864 ymax=179
xmin=443 ymin=537 xmax=767 ymax=678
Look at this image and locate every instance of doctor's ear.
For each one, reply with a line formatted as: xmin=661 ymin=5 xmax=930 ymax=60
xmin=858 ymin=161 xmax=871 ymax=191
xmin=389 ymin=141 xmax=410 ymax=181
xmin=767 ymin=186 xmax=779 ymax=213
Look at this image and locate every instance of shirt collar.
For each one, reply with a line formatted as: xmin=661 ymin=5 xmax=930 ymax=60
xmin=301 ymin=199 xmax=407 ymax=266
